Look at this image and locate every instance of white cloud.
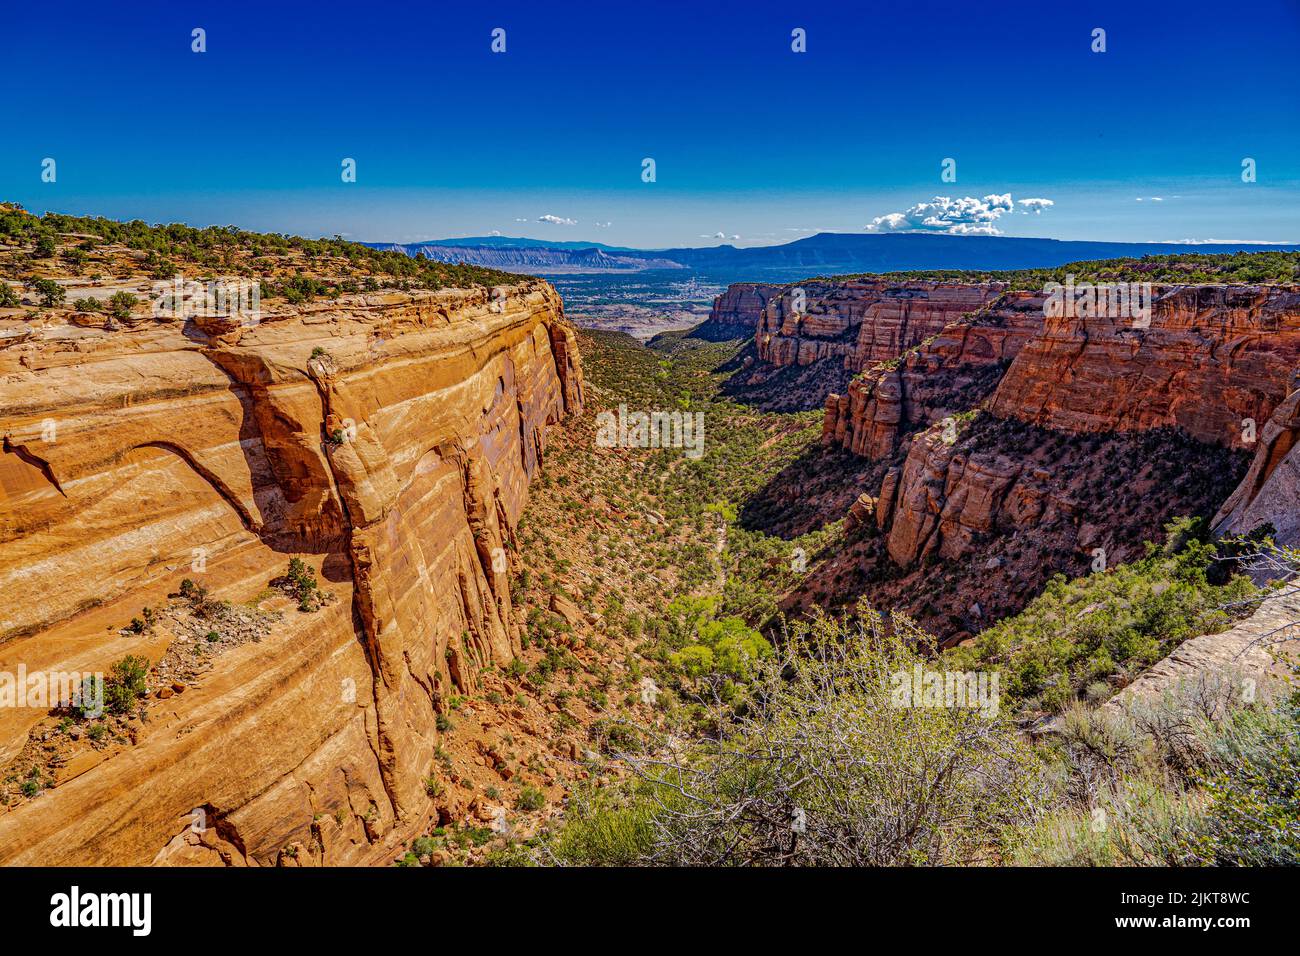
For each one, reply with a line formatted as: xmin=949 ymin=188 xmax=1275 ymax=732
xmin=593 ymin=221 xmax=611 ymax=228
xmin=1017 ymin=197 xmax=1054 ymax=214
xmin=699 ymin=231 xmax=740 ymax=241
xmin=1135 ymin=197 xmax=1164 ymax=202
xmin=866 ymin=193 xmax=1043 ymax=236
xmin=537 ymin=214 xmax=577 ymax=225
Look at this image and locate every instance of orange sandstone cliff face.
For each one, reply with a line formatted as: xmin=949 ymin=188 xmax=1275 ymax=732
xmin=749 ymin=280 xmax=1299 ymax=640
xmin=722 ymin=280 xmax=1003 ymax=413
xmin=873 ymin=285 xmax=1300 ymax=572
xmin=755 ymin=279 xmax=1005 ymax=372
xmin=819 ymin=284 xmax=1300 ymax=567
xmin=694 ymin=282 xmax=779 ymax=339
xmin=987 ymin=285 xmax=1300 ymax=446
xmin=822 ymin=290 xmax=1045 ymax=460
xmin=0 ymin=279 xmax=583 ymax=864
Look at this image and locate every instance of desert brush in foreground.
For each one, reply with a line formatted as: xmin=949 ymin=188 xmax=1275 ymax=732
xmin=547 ymin=592 xmax=1299 ymax=867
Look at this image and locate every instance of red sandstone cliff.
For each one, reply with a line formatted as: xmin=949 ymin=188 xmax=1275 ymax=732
xmin=988 ymin=285 xmax=1300 ymax=448
xmin=695 ymin=282 xmax=779 ymax=339
xmin=0 ymin=279 xmax=583 ymax=865
xmin=876 ymin=285 xmax=1300 ymax=571
xmin=756 ymin=280 xmax=1005 ymax=371
xmin=808 ymin=283 xmax=1300 ymax=567
xmin=1213 ymin=372 xmax=1300 ymax=547
xmin=822 ymin=290 xmax=1044 ymax=459
xmin=760 ymin=279 xmax=1299 ymax=641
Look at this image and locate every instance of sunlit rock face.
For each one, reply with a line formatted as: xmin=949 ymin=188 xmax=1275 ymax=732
xmin=0 ymin=279 xmax=583 ymax=865
xmin=756 ymin=280 xmax=1005 ymax=371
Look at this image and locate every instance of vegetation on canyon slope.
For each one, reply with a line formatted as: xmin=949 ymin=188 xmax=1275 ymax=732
xmin=550 ymin=614 xmax=1298 ymax=866
xmin=5 ymin=206 xmax=1292 ymax=864
xmin=552 ymin=610 xmax=1042 ymax=866
xmin=1018 ymin=687 xmax=1300 ymax=866
xmin=945 ymin=517 xmax=1257 ymax=713
xmin=509 ymin=326 xmax=1296 ymax=867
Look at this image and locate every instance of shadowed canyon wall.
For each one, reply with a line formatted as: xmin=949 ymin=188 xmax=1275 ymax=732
xmin=693 ymin=282 xmax=780 ymax=340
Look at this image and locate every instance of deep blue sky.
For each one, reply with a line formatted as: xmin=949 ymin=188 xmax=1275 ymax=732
xmin=3 ymin=0 xmax=1298 ymax=246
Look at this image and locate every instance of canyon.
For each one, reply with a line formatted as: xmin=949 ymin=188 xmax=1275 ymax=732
xmin=724 ymin=276 xmax=1300 ymax=639
xmin=0 ymin=274 xmax=583 ymax=864
xmin=2 ymin=210 xmax=1298 ymax=867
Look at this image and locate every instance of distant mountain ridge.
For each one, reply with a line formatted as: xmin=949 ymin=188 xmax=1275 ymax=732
xmin=366 ymin=242 xmax=682 ymax=273
xmin=371 ymin=233 xmax=1300 ymax=281
xmin=395 ymin=236 xmax=639 ymax=252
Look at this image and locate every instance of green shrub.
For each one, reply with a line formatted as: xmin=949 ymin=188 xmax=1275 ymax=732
xmin=550 ymin=610 xmax=1044 ymax=866
xmin=21 ymin=770 xmax=43 ymax=798
xmin=32 ymin=278 xmax=65 ymax=306
xmin=944 ymin=518 xmax=1254 ymax=713
xmin=1189 ymin=699 xmax=1300 ymax=865
xmin=411 ymin=836 xmax=438 ymax=856
xmin=1015 ymin=772 xmax=1204 ymax=866
xmin=662 ymin=595 xmax=772 ymax=700
xmin=515 ymin=786 xmax=545 ymax=811
xmin=107 ymin=291 xmax=137 ymax=320
xmin=278 ymin=557 xmax=324 ymax=612
xmin=548 ymin=787 xmax=660 ymax=866
xmin=1018 ymin=692 xmax=1299 ymax=866
xmin=104 ymin=655 xmax=150 ymax=715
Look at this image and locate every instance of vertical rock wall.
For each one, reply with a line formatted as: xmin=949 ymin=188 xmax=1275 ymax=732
xmin=0 ymin=280 xmax=584 ymax=864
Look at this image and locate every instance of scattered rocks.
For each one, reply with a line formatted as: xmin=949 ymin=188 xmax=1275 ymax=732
xmin=549 ymin=594 xmax=585 ymax=629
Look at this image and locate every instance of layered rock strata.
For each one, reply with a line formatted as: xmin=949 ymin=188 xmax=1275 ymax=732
xmin=0 ymin=280 xmax=583 ymax=864
xmin=693 ymin=282 xmax=779 ymax=339
xmin=875 ymin=285 xmax=1300 ymax=570
xmin=799 ymin=283 xmax=1300 ymax=572
xmin=987 ymin=285 xmax=1300 ymax=449
xmin=755 ymin=280 xmax=1004 ymax=371
xmin=822 ymin=291 xmax=1045 ymax=459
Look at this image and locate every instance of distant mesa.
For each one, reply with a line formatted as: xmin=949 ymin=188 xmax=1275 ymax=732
xmin=367 ymin=242 xmax=684 ymax=274
xmin=373 ymin=233 xmax=1300 ymax=280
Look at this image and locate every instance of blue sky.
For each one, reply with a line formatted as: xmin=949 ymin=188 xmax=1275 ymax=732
xmin=3 ymin=0 xmax=1298 ymax=247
